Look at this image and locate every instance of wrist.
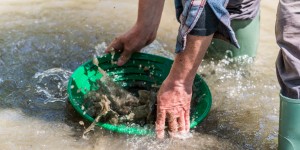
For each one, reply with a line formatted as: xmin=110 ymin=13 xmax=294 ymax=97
xmin=135 ymin=21 xmax=158 ymax=34
xmin=166 ymin=65 xmax=196 ymax=87
xmin=133 ymin=23 xmax=157 ymax=41
xmin=164 ymin=76 xmax=194 ymax=89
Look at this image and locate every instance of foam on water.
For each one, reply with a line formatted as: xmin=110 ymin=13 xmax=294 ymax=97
xmin=33 ymin=68 xmax=73 ymax=104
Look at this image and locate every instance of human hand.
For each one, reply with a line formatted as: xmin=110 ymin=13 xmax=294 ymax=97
xmin=155 ymin=79 xmax=192 ymax=139
xmin=105 ymin=24 xmax=156 ymax=66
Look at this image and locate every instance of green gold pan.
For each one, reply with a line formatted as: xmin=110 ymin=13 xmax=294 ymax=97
xmin=67 ymin=52 xmax=212 ymax=135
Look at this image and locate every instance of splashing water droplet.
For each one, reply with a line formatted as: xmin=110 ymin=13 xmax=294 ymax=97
xmin=33 ymin=68 xmax=72 ymax=104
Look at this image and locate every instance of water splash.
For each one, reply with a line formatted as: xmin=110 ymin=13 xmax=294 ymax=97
xmin=94 ymin=42 xmax=107 ymax=56
xmin=126 ymin=135 xmax=172 ymax=150
xmin=141 ymin=40 xmax=174 ymax=60
xmin=93 ymin=40 xmax=175 ymax=60
xmin=0 ymin=78 xmax=3 ymax=84
xmin=198 ymin=55 xmax=279 ymax=149
xmin=33 ymin=68 xmax=72 ymax=104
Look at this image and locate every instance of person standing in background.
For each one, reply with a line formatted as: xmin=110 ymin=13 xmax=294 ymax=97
xmin=275 ymin=0 xmax=300 ymax=149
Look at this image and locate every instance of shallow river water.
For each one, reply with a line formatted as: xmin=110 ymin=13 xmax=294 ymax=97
xmin=0 ymin=0 xmax=280 ymax=149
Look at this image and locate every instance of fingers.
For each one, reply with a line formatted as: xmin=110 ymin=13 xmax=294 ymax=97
xmin=156 ymin=109 xmax=191 ymax=139
xmin=167 ymin=111 xmax=179 ymax=138
xmin=105 ymin=37 xmax=135 ymax=66
xmin=168 ymin=112 xmax=178 ymax=131
xmin=177 ymin=110 xmax=185 ymax=132
xmin=184 ymin=108 xmax=190 ymax=132
xmin=155 ymin=109 xmax=166 ymax=139
xmin=117 ymin=50 xmax=132 ymax=66
xmin=105 ymin=37 xmax=123 ymax=53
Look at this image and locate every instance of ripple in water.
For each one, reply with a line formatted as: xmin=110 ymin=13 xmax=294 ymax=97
xmin=33 ymin=68 xmax=72 ymax=104
xmin=198 ymin=55 xmax=279 ymax=149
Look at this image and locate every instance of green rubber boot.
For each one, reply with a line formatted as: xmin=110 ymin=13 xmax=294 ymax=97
xmin=279 ymin=94 xmax=300 ymax=150
xmin=205 ymin=12 xmax=260 ymax=59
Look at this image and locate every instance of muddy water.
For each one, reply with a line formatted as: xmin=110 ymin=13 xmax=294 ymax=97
xmin=0 ymin=0 xmax=280 ymax=149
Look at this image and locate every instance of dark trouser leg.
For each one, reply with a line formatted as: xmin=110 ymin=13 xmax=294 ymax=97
xmin=276 ymin=1 xmax=300 ymax=149
xmin=275 ymin=0 xmax=300 ymax=99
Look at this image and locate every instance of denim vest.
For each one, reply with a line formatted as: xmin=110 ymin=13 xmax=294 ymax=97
xmin=175 ymin=0 xmax=240 ymax=53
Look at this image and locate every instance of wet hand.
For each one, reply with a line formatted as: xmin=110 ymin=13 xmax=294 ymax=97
xmin=155 ymin=80 xmax=192 ymax=139
xmin=105 ymin=24 xmax=156 ymax=66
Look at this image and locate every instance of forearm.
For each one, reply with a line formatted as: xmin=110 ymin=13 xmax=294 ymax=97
xmin=136 ymin=0 xmax=165 ymax=32
xmin=167 ymin=34 xmax=214 ymax=87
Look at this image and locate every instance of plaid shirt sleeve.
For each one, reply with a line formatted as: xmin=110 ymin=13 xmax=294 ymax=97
xmin=175 ymin=0 xmax=240 ymax=53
